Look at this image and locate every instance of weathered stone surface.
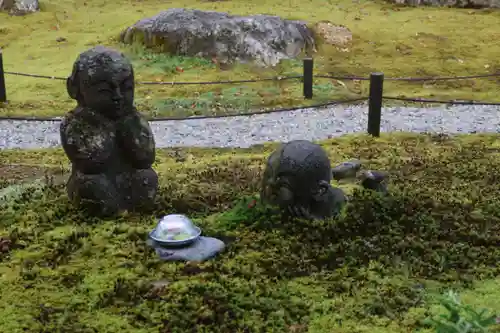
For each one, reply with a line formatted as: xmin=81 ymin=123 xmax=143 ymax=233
xmin=120 ymin=8 xmax=315 ymax=67
xmin=60 ymin=46 xmax=158 ymax=217
xmin=389 ymin=0 xmax=500 ymax=8
xmin=261 ymin=140 xmax=347 ymax=220
xmin=0 ymin=0 xmax=39 ymax=15
xmin=358 ymin=170 xmax=389 ymax=194
xmin=332 ymin=159 xmax=362 ymax=180
xmin=147 ymin=237 xmax=225 ymax=262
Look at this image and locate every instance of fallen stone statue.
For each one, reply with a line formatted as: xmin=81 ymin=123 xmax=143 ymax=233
xmin=60 ymin=46 xmax=159 ymax=217
xmin=260 ymin=140 xmax=389 ymax=220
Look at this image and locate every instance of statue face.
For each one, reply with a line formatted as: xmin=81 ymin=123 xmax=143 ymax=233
xmin=262 ymin=155 xmax=324 ymax=208
xmin=70 ymin=47 xmax=135 ymax=120
xmin=261 ymin=140 xmax=333 ymax=210
xmin=79 ymin=67 xmax=134 ymax=120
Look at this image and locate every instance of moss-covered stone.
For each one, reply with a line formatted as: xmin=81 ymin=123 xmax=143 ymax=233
xmin=0 ymin=133 xmax=500 ymax=332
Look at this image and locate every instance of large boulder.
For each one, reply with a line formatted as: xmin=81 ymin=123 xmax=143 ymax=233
xmin=120 ymin=8 xmax=316 ymax=67
xmin=389 ymin=0 xmax=500 ymax=8
xmin=0 ymin=0 xmax=39 ymax=15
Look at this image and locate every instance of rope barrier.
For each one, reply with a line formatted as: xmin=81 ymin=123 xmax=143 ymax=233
xmin=385 ymin=72 xmax=500 ymax=82
xmin=2 ymin=69 xmax=498 ymax=124
xmin=4 ymin=72 xmax=66 ymax=81
xmin=0 ymin=97 xmax=369 ymax=122
xmin=137 ymin=75 xmax=302 ymax=85
xmin=382 ymin=96 xmax=500 ymax=106
xmin=5 ymin=70 xmax=500 ymax=85
xmin=149 ymin=97 xmax=368 ymax=121
xmin=3 ymin=71 xmax=302 ymax=84
xmin=316 ymin=72 xmax=500 ymax=82
xmin=0 ymin=95 xmax=497 ymax=123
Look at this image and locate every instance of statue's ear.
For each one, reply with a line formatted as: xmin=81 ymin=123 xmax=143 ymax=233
xmin=66 ymin=76 xmax=78 ymax=100
xmin=313 ymin=180 xmax=331 ymax=200
xmin=318 ymin=180 xmax=330 ymax=190
xmin=67 ymin=62 xmax=81 ymax=100
xmin=278 ymin=186 xmax=293 ymax=204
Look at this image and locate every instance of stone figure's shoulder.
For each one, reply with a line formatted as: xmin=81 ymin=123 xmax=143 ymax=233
xmin=132 ymin=107 xmax=150 ymax=122
xmin=61 ymin=107 xmax=111 ymax=130
xmin=61 ymin=106 xmax=90 ymax=123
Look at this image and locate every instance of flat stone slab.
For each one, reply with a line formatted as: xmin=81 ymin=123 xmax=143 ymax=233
xmin=147 ymin=236 xmax=225 ymax=262
xmin=332 ymin=159 xmax=362 ymax=180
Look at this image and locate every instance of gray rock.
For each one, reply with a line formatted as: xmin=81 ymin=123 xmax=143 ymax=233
xmin=359 ymin=170 xmax=389 ymax=194
xmin=147 ymin=236 xmax=225 ymax=262
xmin=332 ymin=159 xmax=362 ymax=180
xmin=0 ymin=0 xmax=39 ymax=15
xmin=120 ymin=8 xmax=315 ymax=67
xmin=389 ymin=0 xmax=500 ymax=8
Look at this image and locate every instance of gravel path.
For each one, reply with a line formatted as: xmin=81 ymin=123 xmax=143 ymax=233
xmin=0 ymin=104 xmax=498 ymax=150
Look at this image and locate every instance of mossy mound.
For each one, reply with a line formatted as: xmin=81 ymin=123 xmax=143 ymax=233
xmin=1 ymin=133 xmax=500 ymax=333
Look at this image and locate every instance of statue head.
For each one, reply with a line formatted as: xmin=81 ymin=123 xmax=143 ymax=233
xmin=261 ymin=140 xmax=333 ymax=210
xmin=67 ymin=46 xmax=134 ymax=120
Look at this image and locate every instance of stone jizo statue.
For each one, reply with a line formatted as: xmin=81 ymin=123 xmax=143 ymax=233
xmin=261 ymin=140 xmax=347 ymax=220
xmin=60 ymin=46 xmax=158 ymax=217
xmin=260 ymin=140 xmax=388 ymax=220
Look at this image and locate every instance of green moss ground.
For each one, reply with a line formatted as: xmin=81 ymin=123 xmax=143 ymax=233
xmin=1 ymin=133 xmax=500 ymax=332
xmin=1 ymin=0 xmax=500 ymax=118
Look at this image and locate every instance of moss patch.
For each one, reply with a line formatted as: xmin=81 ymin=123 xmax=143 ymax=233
xmin=1 ymin=0 xmax=500 ymax=118
xmin=1 ymin=133 xmax=500 ymax=332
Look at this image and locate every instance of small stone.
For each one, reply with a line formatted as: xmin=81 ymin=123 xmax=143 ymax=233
xmin=0 ymin=237 xmax=12 ymax=253
xmin=360 ymin=170 xmax=387 ymax=182
xmin=359 ymin=170 xmax=389 ymax=194
xmin=56 ymin=37 xmax=67 ymax=42
xmin=147 ymin=237 xmax=225 ymax=262
xmin=332 ymin=159 xmax=362 ymax=180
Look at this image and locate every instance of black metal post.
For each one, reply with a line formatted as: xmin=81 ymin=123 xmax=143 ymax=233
xmin=0 ymin=50 xmax=6 ymax=103
xmin=303 ymin=57 xmax=313 ymax=99
xmin=367 ymin=72 xmax=384 ymax=137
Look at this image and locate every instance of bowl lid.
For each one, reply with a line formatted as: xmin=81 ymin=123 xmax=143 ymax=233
xmin=151 ymin=214 xmax=200 ymax=243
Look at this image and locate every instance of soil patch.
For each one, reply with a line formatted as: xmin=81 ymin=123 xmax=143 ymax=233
xmin=0 ymin=164 xmax=68 ymax=187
